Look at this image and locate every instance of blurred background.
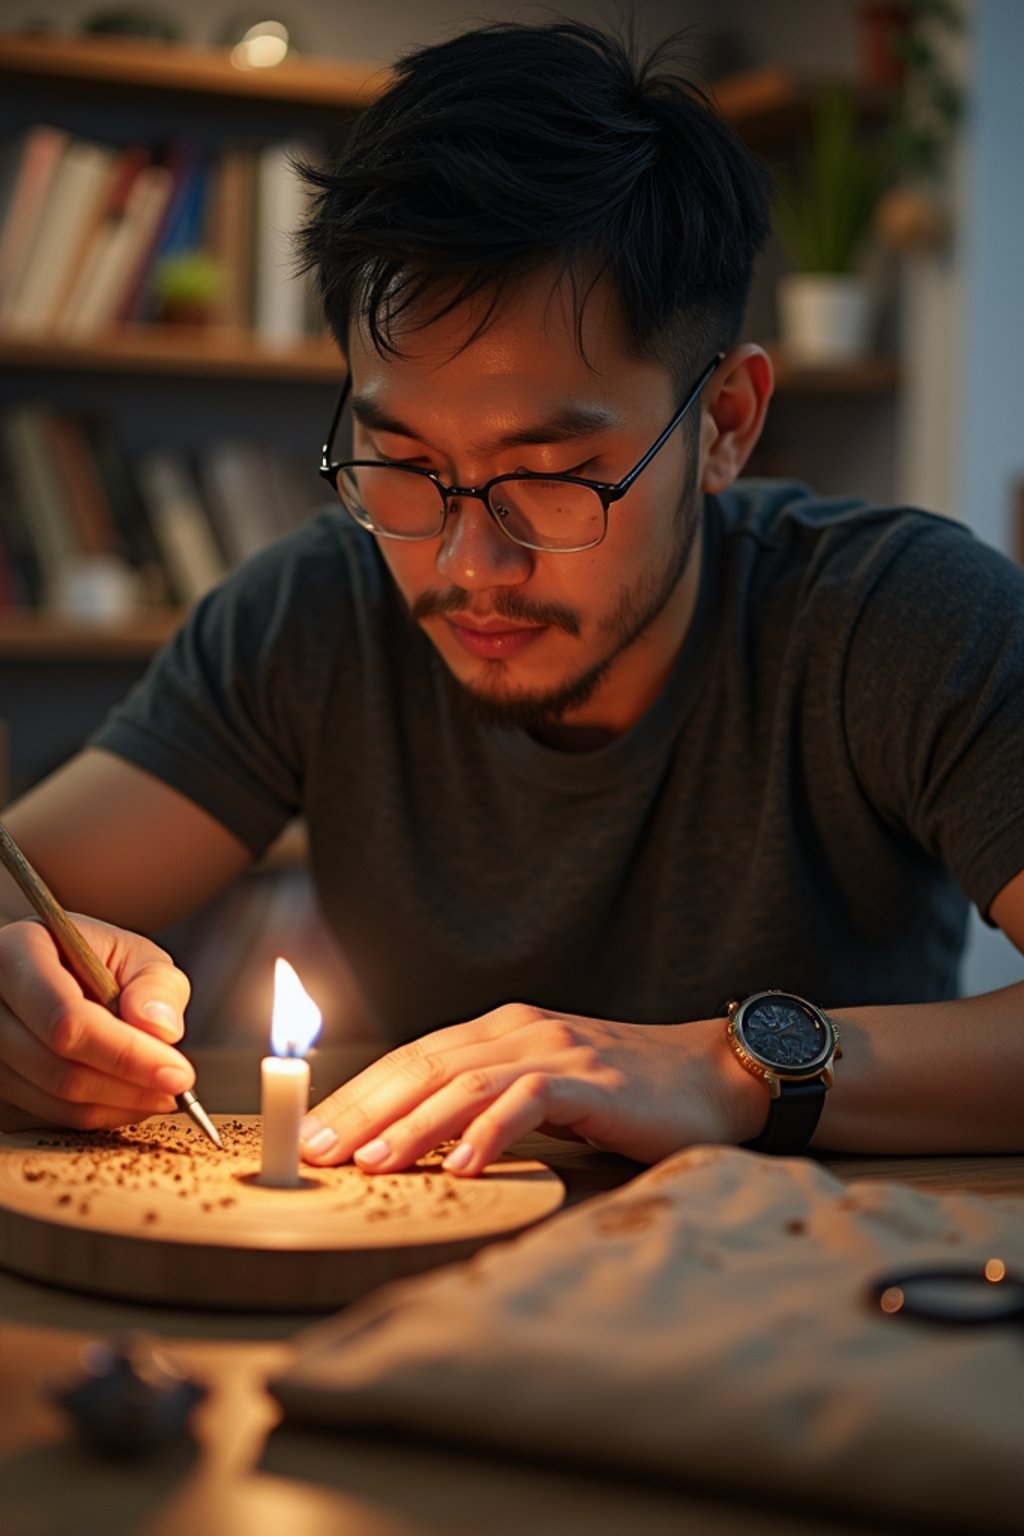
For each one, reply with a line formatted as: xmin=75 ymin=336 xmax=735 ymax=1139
xmin=0 ymin=0 xmax=1021 ymax=1038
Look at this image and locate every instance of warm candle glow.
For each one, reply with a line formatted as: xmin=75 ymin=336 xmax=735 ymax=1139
xmin=270 ymin=957 xmax=322 ymax=1058
xmin=260 ymin=959 xmax=322 ymax=1187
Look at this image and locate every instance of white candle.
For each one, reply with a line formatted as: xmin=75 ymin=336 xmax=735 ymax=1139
xmin=259 ymin=958 xmax=322 ymax=1187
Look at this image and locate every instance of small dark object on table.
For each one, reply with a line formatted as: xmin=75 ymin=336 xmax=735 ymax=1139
xmin=53 ymin=1332 xmax=206 ymax=1456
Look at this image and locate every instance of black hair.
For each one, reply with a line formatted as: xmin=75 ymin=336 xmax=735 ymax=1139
xmin=295 ymin=21 xmax=773 ymax=383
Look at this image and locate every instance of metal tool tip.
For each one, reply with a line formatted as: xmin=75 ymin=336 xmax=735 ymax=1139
xmin=177 ymin=1090 xmax=223 ymax=1150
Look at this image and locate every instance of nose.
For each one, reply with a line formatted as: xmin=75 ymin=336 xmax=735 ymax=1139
xmin=434 ymin=494 xmax=534 ymax=591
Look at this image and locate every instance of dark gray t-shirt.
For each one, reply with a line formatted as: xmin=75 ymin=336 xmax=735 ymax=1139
xmin=92 ymin=482 xmax=1024 ymax=1040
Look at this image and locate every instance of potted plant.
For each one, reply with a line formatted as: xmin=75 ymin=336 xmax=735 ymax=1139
xmin=774 ymin=87 xmax=887 ymax=363
xmin=152 ymin=250 xmax=227 ymax=326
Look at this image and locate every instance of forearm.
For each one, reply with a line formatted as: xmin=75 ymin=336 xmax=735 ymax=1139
xmin=804 ymin=982 xmax=1024 ymax=1154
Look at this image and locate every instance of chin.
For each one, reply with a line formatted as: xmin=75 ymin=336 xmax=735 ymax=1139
xmin=443 ymin=655 xmax=612 ymax=734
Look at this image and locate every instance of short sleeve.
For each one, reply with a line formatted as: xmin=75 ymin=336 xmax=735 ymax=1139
xmin=842 ymin=519 xmax=1024 ymax=917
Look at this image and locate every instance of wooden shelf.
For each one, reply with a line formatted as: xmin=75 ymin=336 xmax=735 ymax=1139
xmin=713 ymin=67 xmax=893 ymax=150
xmin=0 ymin=326 xmax=343 ymax=381
xmin=0 ymin=32 xmax=388 ymax=111
xmin=0 ymin=38 xmax=887 ymax=141
xmin=0 ymin=609 xmax=183 ymax=660
xmin=0 ymin=330 xmax=895 ymax=393
xmin=764 ymin=347 xmax=899 ymax=395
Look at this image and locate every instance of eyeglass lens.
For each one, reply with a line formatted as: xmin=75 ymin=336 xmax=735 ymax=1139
xmin=336 ymin=463 xmax=606 ymax=552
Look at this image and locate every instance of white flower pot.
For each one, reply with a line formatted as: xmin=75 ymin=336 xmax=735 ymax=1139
xmin=776 ymin=273 xmax=873 ymax=364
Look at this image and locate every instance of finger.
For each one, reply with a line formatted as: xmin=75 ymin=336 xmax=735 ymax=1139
xmin=442 ymin=1071 xmax=610 ymax=1177
xmin=65 ymin=920 xmax=192 ymax=1045
xmin=10 ymin=985 xmax=194 ymax=1097
xmin=117 ymin=958 xmax=192 ymax=1044
xmin=301 ymin=1023 xmax=546 ymax=1165
xmin=0 ymin=999 xmax=192 ymax=1110
xmin=346 ymin=1062 xmax=527 ymax=1172
xmin=0 ymin=1057 xmax=178 ymax=1132
xmin=2 ymin=917 xmax=190 ymax=1050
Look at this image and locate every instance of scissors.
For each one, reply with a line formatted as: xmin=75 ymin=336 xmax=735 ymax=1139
xmin=869 ymin=1258 xmax=1024 ymax=1326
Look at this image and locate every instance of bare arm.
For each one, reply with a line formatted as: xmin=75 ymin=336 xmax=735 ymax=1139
xmin=1 ymin=746 xmax=251 ymax=929
xmin=806 ymin=865 xmax=1024 ymax=1154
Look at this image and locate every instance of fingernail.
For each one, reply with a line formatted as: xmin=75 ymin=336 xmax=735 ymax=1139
xmin=300 ymin=1117 xmax=338 ymax=1157
xmin=155 ymin=1066 xmax=191 ymax=1094
xmin=442 ymin=1140 xmax=474 ymax=1172
xmin=353 ymin=1137 xmax=390 ymax=1168
xmin=142 ymin=1001 xmax=183 ymax=1038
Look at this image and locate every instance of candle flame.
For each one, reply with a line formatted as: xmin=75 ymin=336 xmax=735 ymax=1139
xmin=270 ymin=958 xmax=322 ymax=1057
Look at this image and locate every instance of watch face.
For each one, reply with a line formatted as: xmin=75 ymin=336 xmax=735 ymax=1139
xmin=738 ymin=994 xmax=832 ymax=1072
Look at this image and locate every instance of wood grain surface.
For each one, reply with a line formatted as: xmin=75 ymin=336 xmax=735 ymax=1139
xmin=0 ymin=1114 xmax=565 ymax=1311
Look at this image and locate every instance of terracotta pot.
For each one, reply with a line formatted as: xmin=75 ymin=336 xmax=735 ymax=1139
xmin=857 ymin=1 xmax=911 ymax=87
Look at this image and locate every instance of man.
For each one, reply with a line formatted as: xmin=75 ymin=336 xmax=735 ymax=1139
xmin=1 ymin=24 xmax=1022 ymax=1172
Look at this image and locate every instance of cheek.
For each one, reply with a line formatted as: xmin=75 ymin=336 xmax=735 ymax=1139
xmin=376 ymin=541 xmax=436 ymax=601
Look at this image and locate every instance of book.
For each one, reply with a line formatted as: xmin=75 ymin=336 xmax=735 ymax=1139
xmin=0 ymin=405 xmax=81 ymax=598
xmin=261 ymin=447 xmax=321 ymax=536
xmin=43 ymin=413 xmax=120 ymax=557
xmin=134 ymin=449 xmax=226 ymax=605
xmin=253 ymin=139 xmax=312 ymax=344
xmin=59 ymin=161 xmax=174 ymax=335
xmin=0 ymin=126 xmax=68 ymax=312
xmin=197 ymin=438 xmax=288 ymax=564
xmin=51 ymin=146 xmax=150 ymax=328
xmin=119 ymin=144 xmax=206 ymax=324
xmin=1 ymin=138 xmax=118 ymax=332
xmin=81 ymin=417 xmax=170 ymax=604
xmin=207 ymin=142 xmax=258 ymax=328
xmin=0 ymin=436 xmax=40 ymax=606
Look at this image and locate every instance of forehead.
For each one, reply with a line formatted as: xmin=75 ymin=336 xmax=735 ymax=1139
xmin=345 ymin=267 xmax=674 ymax=423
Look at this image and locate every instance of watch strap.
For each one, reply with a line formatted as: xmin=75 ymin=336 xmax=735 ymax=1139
xmin=743 ymin=1078 xmax=826 ymax=1155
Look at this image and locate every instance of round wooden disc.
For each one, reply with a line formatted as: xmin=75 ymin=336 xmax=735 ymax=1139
xmin=0 ymin=1115 xmax=565 ymax=1310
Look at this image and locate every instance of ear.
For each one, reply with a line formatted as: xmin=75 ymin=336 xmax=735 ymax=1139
xmin=699 ymin=345 xmax=774 ymax=494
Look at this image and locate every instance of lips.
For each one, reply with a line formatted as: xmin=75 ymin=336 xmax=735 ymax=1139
xmin=445 ymin=617 xmax=547 ymax=659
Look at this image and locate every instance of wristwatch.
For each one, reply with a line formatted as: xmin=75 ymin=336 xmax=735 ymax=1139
xmin=726 ymin=990 xmax=840 ymax=1154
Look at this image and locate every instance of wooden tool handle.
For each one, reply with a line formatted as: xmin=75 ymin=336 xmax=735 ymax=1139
xmin=0 ymin=819 xmax=121 ymax=1012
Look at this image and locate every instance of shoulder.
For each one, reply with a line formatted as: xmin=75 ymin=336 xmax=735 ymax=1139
xmin=711 ymin=479 xmax=1010 ymax=611
xmin=714 ymin=478 xmax=970 ymax=557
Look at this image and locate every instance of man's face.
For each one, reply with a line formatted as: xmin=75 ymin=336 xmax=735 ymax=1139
xmin=345 ymin=270 xmax=708 ymax=745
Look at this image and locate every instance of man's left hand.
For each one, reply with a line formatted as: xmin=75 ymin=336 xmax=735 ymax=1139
xmin=299 ymin=1002 xmax=764 ymax=1174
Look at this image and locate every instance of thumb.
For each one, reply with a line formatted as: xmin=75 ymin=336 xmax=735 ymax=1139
xmin=118 ymin=956 xmax=192 ymax=1044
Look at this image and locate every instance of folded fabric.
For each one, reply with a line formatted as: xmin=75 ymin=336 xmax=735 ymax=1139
xmin=270 ymin=1146 xmax=1024 ymax=1534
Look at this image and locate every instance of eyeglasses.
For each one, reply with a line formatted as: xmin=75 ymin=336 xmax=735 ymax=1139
xmin=318 ymin=353 xmax=721 ymax=554
xmin=870 ymin=1260 xmax=1024 ymax=1327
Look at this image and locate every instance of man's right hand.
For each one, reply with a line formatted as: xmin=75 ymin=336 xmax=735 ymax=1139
xmin=0 ymin=915 xmax=194 ymax=1133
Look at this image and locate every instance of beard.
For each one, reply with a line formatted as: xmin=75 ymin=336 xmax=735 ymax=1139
xmin=408 ymin=479 xmax=703 ymax=735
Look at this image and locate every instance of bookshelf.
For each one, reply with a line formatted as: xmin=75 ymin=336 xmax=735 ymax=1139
xmin=0 ymin=32 xmax=387 ymax=110
xmin=0 ymin=327 xmax=342 ymax=381
xmin=0 ymin=36 xmax=899 ymax=667
xmin=0 ymin=36 xmax=904 ymax=1042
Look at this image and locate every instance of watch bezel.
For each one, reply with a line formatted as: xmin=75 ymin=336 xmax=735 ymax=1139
xmin=728 ymin=990 xmax=838 ymax=1082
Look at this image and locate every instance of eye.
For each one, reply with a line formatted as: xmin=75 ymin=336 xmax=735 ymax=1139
xmin=368 ymin=438 xmax=436 ymax=471
xmin=514 ymin=457 xmax=599 ymax=479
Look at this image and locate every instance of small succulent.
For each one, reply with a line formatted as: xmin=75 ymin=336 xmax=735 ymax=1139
xmin=152 ymin=251 xmax=227 ymax=308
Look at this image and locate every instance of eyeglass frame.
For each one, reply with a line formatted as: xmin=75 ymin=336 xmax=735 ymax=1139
xmin=318 ymin=351 xmax=723 ymax=554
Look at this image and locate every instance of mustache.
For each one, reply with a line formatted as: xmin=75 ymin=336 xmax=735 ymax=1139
xmin=410 ymin=587 xmax=581 ymax=637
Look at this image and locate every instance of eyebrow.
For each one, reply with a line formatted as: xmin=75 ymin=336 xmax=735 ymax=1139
xmin=350 ymin=393 xmax=620 ymax=454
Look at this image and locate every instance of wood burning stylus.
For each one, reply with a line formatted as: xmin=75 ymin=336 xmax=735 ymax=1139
xmin=0 ymin=818 xmax=222 ymax=1149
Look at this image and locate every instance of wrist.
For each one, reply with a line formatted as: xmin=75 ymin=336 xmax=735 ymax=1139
xmin=716 ymin=1023 xmax=774 ymax=1143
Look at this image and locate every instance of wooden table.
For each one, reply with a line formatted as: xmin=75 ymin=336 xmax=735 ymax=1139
xmin=2 ymin=1046 xmax=1022 ymax=1536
